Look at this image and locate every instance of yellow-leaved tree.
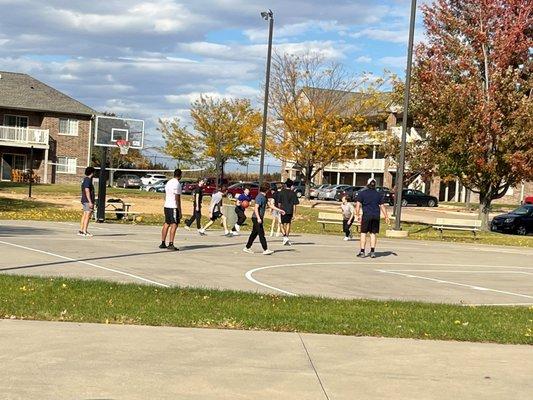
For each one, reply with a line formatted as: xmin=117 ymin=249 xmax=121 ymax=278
xmin=159 ymin=96 xmax=262 ymax=182
xmin=268 ymin=52 xmax=390 ymax=197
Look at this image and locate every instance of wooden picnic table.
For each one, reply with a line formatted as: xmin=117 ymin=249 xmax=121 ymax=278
xmin=95 ymin=198 xmax=138 ymax=221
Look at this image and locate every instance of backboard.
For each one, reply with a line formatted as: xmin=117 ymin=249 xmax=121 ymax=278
xmin=94 ymin=116 xmax=144 ymax=149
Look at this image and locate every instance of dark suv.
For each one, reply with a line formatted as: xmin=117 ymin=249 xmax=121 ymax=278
xmin=491 ymin=204 xmax=533 ymax=235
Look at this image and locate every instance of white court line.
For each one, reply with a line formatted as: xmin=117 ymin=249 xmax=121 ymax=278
xmin=377 ymin=270 xmax=533 ymax=300
xmin=245 ymin=262 xmax=533 ymax=300
xmin=384 ymin=270 xmax=533 ymax=275
xmin=0 ymin=240 xmax=169 ymax=288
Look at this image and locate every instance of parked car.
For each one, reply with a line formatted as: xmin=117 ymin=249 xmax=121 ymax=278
xmin=179 ymin=178 xmax=196 ymax=194
xmin=523 ymin=195 xmax=533 ymax=205
xmin=115 ymin=174 xmax=142 ymax=189
xmin=396 ymin=189 xmax=438 ymax=207
xmin=184 ymin=177 xmax=230 ymax=196
xmin=491 ymin=204 xmax=533 ymax=235
xmin=140 ymin=173 xmax=167 ymax=186
xmin=310 ymin=184 xmax=330 ymax=199
xmin=292 ymin=180 xmax=311 ymax=198
xmin=337 ymin=186 xmax=364 ymax=202
xmin=226 ymin=182 xmax=260 ymax=199
xmin=142 ymin=179 xmax=168 ymax=192
xmin=318 ymin=184 xmax=351 ymax=201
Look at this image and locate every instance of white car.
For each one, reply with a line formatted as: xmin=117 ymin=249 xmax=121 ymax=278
xmin=141 ymin=174 xmax=168 ymax=186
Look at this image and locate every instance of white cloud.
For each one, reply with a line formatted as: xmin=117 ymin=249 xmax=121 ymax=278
xmin=379 ymin=56 xmax=406 ymax=69
xmin=355 ymin=55 xmax=372 ymax=63
xmin=352 ymin=28 xmax=408 ymax=43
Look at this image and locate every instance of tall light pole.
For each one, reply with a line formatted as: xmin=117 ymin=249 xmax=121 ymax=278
xmin=393 ymin=0 xmax=417 ymax=230
xmin=258 ymin=9 xmax=274 ymax=188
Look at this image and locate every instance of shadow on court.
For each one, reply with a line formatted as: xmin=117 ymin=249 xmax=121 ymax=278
xmin=0 ymin=226 xmax=52 ymax=237
xmin=0 ymin=250 xmax=170 ymax=272
xmin=371 ymin=251 xmax=398 ymax=258
xmin=0 ymin=242 xmax=247 ymax=272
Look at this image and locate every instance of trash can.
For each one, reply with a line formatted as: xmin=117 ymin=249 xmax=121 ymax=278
xmin=222 ymin=204 xmax=237 ymax=230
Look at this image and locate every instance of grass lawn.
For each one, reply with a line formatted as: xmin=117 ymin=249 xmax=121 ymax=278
xmin=1 ymin=274 xmax=531 ymax=344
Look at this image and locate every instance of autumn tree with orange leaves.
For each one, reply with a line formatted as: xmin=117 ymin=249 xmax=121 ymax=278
xmin=160 ymin=96 xmax=261 ymax=182
xmin=410 ymin=0 xmax=533 ymax=229
xmin=268 ymin=53 xmax=388 ymax=198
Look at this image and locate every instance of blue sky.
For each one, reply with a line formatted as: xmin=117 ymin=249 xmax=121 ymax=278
xmin=0 ymin=0 xmax=425 ymax=161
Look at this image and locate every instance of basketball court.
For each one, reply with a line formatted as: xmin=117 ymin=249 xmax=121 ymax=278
xmin=1 ymin=219 xmax=531 ymax=306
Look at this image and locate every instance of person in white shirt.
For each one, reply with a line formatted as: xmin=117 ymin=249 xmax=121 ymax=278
xmin=159 ymin=169 xmax=182 ymax=251
xmin=199 ymin=186 xmax=230 ymax=236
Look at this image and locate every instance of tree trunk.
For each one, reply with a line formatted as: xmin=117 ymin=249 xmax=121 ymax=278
xmin=220 ymin=160 xmax=225 ymax=187
xmin=304 ymin=164 xmax=313 ymax=199
xmin=478 ymin=193 xmax=492 ymax=231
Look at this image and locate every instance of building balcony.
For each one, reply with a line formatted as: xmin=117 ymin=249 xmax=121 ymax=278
xmin=0 ymin=125 xmax=49 ymax=149
xmin=326 ymin=158 xmax=386 ymax=172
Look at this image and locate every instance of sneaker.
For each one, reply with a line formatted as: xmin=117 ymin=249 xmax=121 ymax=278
xmin=231 ymin=231 xmax=239 ymax=236
xmin=343 ymin=237 xmax=350 ymax=241
xmin=167 ymin=244 xmax=178 ymax=251
xmin=234 ymin=224 xmax=241 ymax=232
xmin=370 ymin=252 xmax=376 ymax=258
xmin=282 ymin=237 xmax=289 ymax=245
xmin=263 ymin=249 xmax=274 ymax=255
xmin=77 ymin=231 xmax=84 ymax=236
xmin=83 ymin=232 xmax=93 ymax=237
xmin=199 ymin=228 xmax=206 ymax=235
xmin=184 ymin=225 xmax=190 ymax=231
xmin=224 ymin=231 xmax=232 ymax=237
xmin=356 ymin=252 xmax=365 ymax=258
xmin=159 ymin=243 xmax=167 ymax=249
xmin=243 ymin=248 xmax=254 ymax=254
xmin=286 ymin=240 xmax=292 ymax=246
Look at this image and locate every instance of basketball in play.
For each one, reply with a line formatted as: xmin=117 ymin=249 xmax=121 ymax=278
xmin=241 ymin=200 xmax=250 ymax=209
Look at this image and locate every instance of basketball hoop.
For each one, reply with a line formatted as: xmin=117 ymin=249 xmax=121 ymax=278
xmin=116 ymin=139 xmax=130 ymax=155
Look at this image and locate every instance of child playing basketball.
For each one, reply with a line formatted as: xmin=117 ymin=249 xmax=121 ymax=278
xmin=231 ymin=187 xmax=252 ymax=236
xmin=184 ymin=178 xmax=205 ymax=234
xmin=199 ymin=185 xmax=230 ymax=236
xmin=243 ymin=182 xmax=285 ymax=255
xmin=269 ymin=184 xmax=282 ymax=237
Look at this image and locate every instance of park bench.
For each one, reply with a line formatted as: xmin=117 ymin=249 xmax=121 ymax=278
xmin=317 ymin=212 xmax=360 ymax=233
xmin=432 ymin=218 xmax=481 ymax=238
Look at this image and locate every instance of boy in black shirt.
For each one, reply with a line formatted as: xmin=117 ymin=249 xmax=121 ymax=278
xmin=277 ymin=179 xmax=299 ymax=246
xmin=185 ymin=179 xmax=205 ymax=234
xmin=79 ymin=167 xmax=95 ymax=237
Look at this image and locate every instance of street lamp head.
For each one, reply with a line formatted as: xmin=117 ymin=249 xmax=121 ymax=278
xmin=260 ymin=9 xmax=273 ymax=20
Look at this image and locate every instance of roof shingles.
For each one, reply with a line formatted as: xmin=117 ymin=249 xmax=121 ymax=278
xmin=0 ymin=71 xmax=96 ymax=116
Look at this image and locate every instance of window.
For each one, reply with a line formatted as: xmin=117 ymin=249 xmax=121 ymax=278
xmin=57 ymin=157 xmax=77 ymax=174
xmin=4 ymin=115 xmax=28 ymax=127
xmin=59 ymin=118 xmax=79 ymax=136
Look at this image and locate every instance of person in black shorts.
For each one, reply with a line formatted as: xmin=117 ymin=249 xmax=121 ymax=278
xmin=185 ymin=178 xmax=205 ymax=234
xmin=160 ymin=169 xmax=182 ymax=251
xmin=355 ymin=178 xmax=390 ymax=258
xmin=277 ymin=179 xmax=299 ymax=246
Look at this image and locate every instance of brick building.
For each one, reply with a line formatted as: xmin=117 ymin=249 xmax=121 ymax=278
xmin=0 ymin=71 xmax=97 ymax=184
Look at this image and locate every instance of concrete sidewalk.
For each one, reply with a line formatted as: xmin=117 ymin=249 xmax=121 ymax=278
xmin=1 ymin=319 xmax=531 ymax=399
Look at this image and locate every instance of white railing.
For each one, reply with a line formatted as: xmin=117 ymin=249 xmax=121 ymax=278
xmin=327 ymin=158 xmax=386 ymax=172
xmin=0 ymin=125 xmax=49 ymax=146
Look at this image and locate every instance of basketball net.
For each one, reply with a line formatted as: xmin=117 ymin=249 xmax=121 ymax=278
xmin=116 ymin=139 xmax=130 ymax=155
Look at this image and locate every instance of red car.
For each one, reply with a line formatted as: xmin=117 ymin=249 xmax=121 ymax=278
xmin=183 ymin=177 xmax=229 ymax=196
xmin=524 ymin=195 xmax=533 ymax=205
xmin=226 ymin=182 xmax=260 ymax=199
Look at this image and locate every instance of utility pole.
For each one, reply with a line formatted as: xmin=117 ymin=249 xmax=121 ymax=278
xmin=393 ymin=0 xmax=417 ymax=230
xmin=258 ymin=9 xmax=274 ymax=188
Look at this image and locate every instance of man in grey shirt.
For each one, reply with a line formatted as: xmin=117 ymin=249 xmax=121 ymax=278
xmin=199 ymin=186 xmax=230 ymax=236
